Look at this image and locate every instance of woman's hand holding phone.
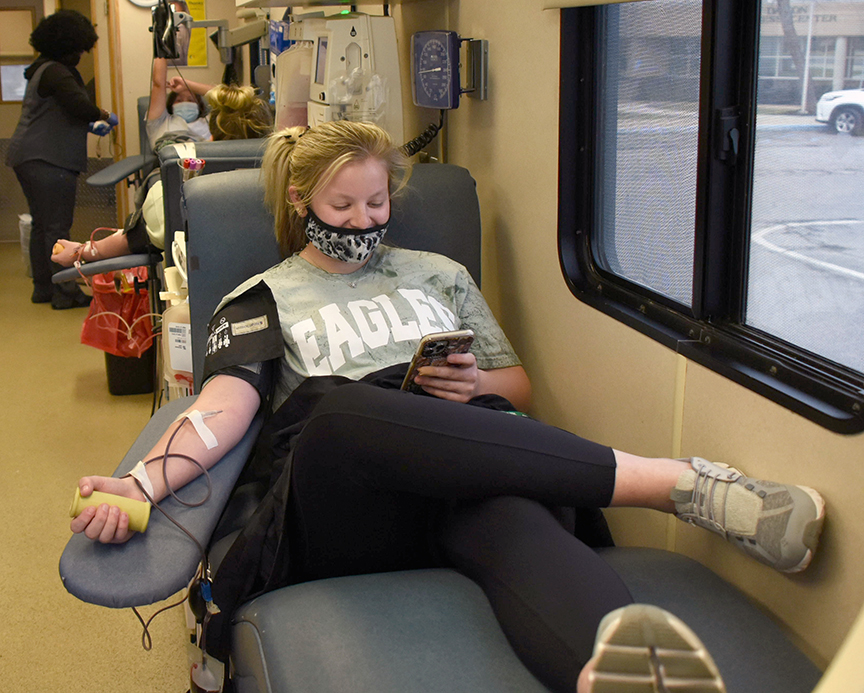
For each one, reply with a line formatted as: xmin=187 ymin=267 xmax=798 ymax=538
xmin=401 ymin=329 xmax=477 ymax=402
xmin=413 ymin=351 xmax=481 ymax=402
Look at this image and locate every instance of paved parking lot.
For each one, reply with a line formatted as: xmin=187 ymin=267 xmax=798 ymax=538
xmin=749 ymin=127 xmax=864 ymax=372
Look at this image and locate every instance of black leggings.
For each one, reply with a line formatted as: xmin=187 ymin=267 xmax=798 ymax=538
xmin=286 ymin=382 xmax=634 ymax=692
xmin=14 ymin=159 xmax=79 ymax=296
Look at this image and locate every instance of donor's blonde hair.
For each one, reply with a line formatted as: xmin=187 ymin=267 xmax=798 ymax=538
xmin=261 ymin=120 xmax=411 ymax=258
xmin=205 ymin=84 xmax=273 ymax=141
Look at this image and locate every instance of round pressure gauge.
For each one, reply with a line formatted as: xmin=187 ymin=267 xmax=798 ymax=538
xmin=411 ymin=31 xmax=461 ymax=110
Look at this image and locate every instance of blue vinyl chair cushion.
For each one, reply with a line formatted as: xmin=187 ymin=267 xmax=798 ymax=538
xmin=226 ymin=547 xmax=821 ymax=693
xmin=231 ymin=569 xmax=552 ymax=693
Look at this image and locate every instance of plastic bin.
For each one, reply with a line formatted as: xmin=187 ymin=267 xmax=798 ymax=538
xmin=104 ymin=344 xmax=156 ymax=395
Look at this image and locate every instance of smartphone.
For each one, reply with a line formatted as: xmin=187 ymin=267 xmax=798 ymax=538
xmin=401 ymin=329 xmax=475 ymax=392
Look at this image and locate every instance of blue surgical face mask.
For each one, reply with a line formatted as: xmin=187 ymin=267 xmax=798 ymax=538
xmin=304 ymin=207 xmax=388 ymax=264
xmin=173 ymin=102 xmax=200 ymax=124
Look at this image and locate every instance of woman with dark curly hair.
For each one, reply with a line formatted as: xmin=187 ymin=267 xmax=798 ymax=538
xmin=5 ymin=10 xmax=116 ymax=310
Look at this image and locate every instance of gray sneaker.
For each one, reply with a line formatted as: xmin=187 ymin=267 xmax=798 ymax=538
xmin=671 ymin=457 xmax=825 ymax=573
xmin=588 ymin=604 xmax=725 ymax=693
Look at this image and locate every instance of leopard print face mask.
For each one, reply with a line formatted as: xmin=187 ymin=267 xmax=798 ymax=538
xmin=304 ymin=207 xmax=389 ymax=264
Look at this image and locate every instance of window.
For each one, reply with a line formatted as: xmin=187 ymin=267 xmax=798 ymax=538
xmin=759 ymin=36 xmax=802 ymax=79
xmin=558 ymin=0 xmax=864 ymax=434
xmin=847 ymin=37 xmax=864 ymax=81
xmin=0 ymin=8 xmax=35 ymax=102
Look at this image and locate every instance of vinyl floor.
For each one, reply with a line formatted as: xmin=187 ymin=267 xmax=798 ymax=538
xmin=0 ymin=243 xmax=189 ymax=692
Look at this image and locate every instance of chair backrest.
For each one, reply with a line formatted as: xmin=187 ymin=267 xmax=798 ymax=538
xmin=158 ymin=138 xmax=269 ymax=259
xmin=182 ymin=163 xmax=482 ymax=389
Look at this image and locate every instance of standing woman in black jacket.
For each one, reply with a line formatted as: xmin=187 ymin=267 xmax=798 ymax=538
xmin=6 ymin=10 xmax=115 ymax=309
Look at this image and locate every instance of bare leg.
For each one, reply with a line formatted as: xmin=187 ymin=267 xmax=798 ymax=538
xmin=576 ymin=659 xmax=593 ymax=693
xmin=609 ymin=451 xmax=687 ymax=512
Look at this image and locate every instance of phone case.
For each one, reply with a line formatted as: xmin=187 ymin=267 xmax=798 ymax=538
xmin=401 ymin=329 xmax=475 ymax=391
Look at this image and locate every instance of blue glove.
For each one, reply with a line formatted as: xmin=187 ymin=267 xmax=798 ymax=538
xmin=89 ymin=113 xmax=118 ymax=136
xmin=89 ymin=120 xmax=111 ymax=136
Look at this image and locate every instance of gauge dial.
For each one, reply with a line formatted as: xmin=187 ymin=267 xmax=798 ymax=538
xmin=411 ymin=31 xmax=461 ymax=110
xmin=419 ymin=39 xmax=452 ymax=102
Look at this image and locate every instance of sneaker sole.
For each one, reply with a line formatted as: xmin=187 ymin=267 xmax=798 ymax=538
xmin=782 ymin=485 xmax=826 ymax=574
xmin=589 ymin=604 xmax=726 ymax=693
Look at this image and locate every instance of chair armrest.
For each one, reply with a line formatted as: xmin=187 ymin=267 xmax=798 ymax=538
xmin=59 ymin=396 xmax=263 ymax=608
xmin=86 ymin=154 xmax=157 ymax=188
xmin=52 ymin=253 xmax=162 ymax=284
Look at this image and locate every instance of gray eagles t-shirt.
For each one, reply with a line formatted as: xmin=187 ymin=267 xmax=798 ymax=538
xmin=213 ymin=245 xmax=521 ymax=409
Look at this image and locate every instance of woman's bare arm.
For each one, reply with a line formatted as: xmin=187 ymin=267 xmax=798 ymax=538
xmin=71 ymin=374 xmax=261 ymax=543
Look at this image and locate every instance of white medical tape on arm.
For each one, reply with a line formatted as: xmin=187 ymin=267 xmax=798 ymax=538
xmin=173 ymin=142 xmax=197 ymax=159
xmin=126 ymin=460 xmax=155 ymax=501
xmin=175 ymin=409 xmax=219 ymax=450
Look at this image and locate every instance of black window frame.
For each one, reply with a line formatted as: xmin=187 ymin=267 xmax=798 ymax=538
xmin=557 ymin=1 xmax=864 ymax=435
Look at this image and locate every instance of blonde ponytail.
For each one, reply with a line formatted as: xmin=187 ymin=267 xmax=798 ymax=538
xmin=262 ymin=127 xmax=308 ymax=258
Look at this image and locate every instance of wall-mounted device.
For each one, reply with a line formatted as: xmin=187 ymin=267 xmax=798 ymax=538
xmin=304 ymin=13 xmax=404 ymax=144
xmin=411 ymin=30 xmax=488 ymax=110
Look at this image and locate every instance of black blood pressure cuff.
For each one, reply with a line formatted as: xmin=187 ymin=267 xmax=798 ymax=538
xmin=201 ymin=281 xmax=284 ymax=399
xmin=209 ymin=362 xmax=276 ymax=402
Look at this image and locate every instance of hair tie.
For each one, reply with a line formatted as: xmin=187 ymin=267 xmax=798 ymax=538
xmin=283 ymin=127 xmax=310 ymax=145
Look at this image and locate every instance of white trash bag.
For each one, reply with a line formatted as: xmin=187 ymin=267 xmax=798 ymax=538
xmin=18 ymin=214 xmax=32 ymax=277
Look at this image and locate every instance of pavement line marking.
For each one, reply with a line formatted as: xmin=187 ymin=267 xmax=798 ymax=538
xmin=752 ymin=220 xmax=864 ymax=282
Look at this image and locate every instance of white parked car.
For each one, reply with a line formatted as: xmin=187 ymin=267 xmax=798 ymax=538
xmin=816 ymin=88 xmax=864 ymax=135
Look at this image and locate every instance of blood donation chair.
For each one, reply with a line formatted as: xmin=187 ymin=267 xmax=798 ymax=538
xmin=157 ymin=138 xmax=267 ymax=255
xmin=59 ymin=166 xmax=822 ymax=693
xmin=55 ymin=137 xmax=269 ymax=286
xmin=51 ymin=97 xmax=163 ymax=292
xmin=52 ymin=136 xmax=268 ymax=401
xmin=86 ymin=96 xmax=158 ymax=190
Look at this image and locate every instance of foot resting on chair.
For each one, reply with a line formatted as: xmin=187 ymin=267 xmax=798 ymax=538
xmin=579 ymin=604 xmax=726 ymax=693
xmin=672 ymin=457 xmax=825 ymax=573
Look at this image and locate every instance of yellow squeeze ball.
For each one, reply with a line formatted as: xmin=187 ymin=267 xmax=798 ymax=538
xmin=69 ymin=488 xmax=150 ymax=533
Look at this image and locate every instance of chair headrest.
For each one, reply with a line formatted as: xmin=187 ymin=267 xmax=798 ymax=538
xmin=157 ymin=138 xmax=269 ymax=165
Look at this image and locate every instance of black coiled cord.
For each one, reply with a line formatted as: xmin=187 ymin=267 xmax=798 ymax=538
xmin=401 ymin=110 xmax=445 ymax=157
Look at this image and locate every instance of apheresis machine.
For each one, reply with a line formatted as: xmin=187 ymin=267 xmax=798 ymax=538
xmin=271 ymin=12 xmax=404 ymax=143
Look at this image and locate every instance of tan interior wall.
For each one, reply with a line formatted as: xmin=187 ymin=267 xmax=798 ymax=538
xmin=395 ymin=0 xmax=864 ymax=675
xmin=0 ymin=0 xmax=40 ymax=241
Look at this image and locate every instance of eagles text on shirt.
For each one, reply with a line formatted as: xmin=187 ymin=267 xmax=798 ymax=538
xmin=290 ymin=288 xmax=458 ymax=375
